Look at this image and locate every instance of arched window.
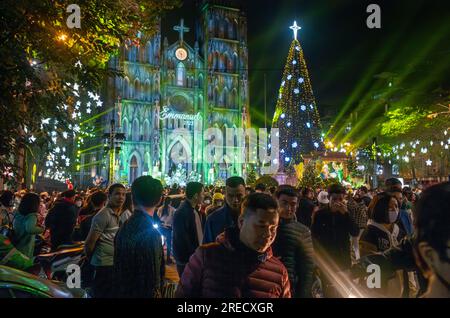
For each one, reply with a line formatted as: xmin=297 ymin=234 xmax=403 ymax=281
xmin=233 ymin=53 xmax=238 ymax=73
xmin=129 ymin=46 xmax=137 ymax=62
xmin=214 ymin=87 xmax=219 ymax=106
xmin=233 ymin=20 xmax=238 ymax=40
xmin=219 ymin=18 xmax=225 ymax=38
xmin=149 ymin=77 xmax=154 ymax=99
xmin=144 ymin=79 xmax=150 ymax=101
xmin=143 ymin=120 xmax=150 ymax=141
xmin=198 ymin=74 xmax=203 ymax=89
xmin=122 ymin=118 xmax=129 ymax=139
xmin=208 ymin=16 xmax=214 ymax=35
xmin=130 ymin=155 xmax=138 ymax=183
xmin=220 ymin=54 xmax=228 ymax=73
xmin=231 ymin=88 xmax=238 ymax=109
xmin=222 ymin=87 xmax=228 ymax=107
xmin=208 ymin=85 xmax=212 ymax=100
xmin=228 ymin=20 xmax=236 ymax=39
xmin=139 ymin=46 xmax=145 ymax=63
xmin=132 ymin=118 xmax=139 ymax=141
xmin=123 ymin=77 xmax=130 ymax=99
xmin=127 ymin=46 xmax=132 ymax=61
xmin=199 ymin=94 xmax=203 ymax=109
xmin=134 ymin=78 xmax=140 ymax=100
xmin=154 ymin=43 xmax=160 ymax=64
xmin=214 ymin=52 xmax=220 ymax=71
xmin=215 ymin=16 xmax=221 ymax=37
xmin=146 ymin=42 xmax=153 ymax=64
xmin=176 ymin=62 xmax=185 ymax=86
xmin=223 ymin=54 xmax=229 ymax=73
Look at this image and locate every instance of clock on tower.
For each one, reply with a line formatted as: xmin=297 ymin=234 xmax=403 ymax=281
xmin=175 ymin=47 xmax=188 ymax=61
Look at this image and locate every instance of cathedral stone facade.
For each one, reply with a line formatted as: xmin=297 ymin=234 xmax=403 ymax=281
xmin=91 ymin=1 xmax=250 ymax=185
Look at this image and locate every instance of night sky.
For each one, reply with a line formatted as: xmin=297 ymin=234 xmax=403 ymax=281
xmin=161 ymin=0 xmax=450 ymax=129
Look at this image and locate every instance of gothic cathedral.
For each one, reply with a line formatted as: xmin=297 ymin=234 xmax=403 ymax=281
xmin=99 ymin=0 xmax=250 ymax=185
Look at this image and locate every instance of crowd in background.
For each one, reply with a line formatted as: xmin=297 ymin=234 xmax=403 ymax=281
xmin=0 ymin=177 xmax=448 ymax=298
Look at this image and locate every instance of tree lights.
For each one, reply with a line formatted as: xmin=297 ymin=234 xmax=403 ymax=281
xmin=272 ymin=21 xmax=324 ymax=172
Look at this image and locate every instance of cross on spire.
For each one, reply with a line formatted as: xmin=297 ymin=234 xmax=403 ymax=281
xmin=289 ymin=21 xmax=301 ymax=41
xmin=173 ymin=19 xmax=190 ymax=43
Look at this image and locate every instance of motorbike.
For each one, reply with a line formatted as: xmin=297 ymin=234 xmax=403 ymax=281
xmin=33 ymin=242 xmax=86 ymax=282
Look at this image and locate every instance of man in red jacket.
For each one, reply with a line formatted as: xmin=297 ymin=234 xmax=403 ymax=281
xmin=176 ymin=192 xmax=291 ymax=298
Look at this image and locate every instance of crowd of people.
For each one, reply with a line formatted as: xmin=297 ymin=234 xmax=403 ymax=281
xmin=0 ymin=176 xmax=448 ymax=298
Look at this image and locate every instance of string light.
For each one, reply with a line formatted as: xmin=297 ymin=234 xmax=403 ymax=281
xmin=272 ymin=28 xmax=323 ymax=169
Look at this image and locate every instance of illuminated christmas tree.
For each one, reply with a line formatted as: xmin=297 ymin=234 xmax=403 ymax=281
xmin=272 ymin=21 xmax=324 ymax=172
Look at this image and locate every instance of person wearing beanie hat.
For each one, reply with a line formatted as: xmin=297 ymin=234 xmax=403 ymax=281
xmin=205 ymin=192 xmax=225 ymax=216
xmin=317 ymin=191 xmax=329 ymax=203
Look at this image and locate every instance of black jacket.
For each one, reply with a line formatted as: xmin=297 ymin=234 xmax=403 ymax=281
xmin=45 ymin=198 xmax=78 ymax=249
xmin=172 ymin=200 xmax=206 ymax=265
xmin=272 ymin=218 xmax=315 ymax=298
xmin=311 ymin=206 xmax=359 ymax=270
xmin=355 ymin=236 xmax=427 ymax=297
xmin=360 ymin=223 xmax=395 ymax=254
xmin=296 ymin=198 xmax=316 ymax=228
xmin=113 ymin=210 xmax=165 ymax=298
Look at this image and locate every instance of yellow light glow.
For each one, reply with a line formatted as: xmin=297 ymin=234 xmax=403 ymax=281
xmin=57 ymin=33 xmax=68 ymax=42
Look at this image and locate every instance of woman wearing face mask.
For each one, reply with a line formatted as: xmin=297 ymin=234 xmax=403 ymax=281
xmin=359 ymin=192 xmax=402 ymax=297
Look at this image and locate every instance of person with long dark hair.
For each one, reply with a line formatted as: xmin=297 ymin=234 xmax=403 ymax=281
xmin=157 ymin=196 xmax=175 ymax=264
xmin=12 ymin=192 xmax=44 ymax=258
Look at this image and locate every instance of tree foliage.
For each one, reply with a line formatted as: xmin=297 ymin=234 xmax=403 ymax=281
xmin=0 ymin=0 xmax=180 ymax=177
